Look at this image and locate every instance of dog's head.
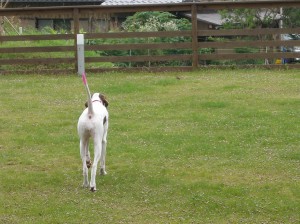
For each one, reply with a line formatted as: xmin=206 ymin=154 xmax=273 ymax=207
xmin=85 ymin=93 xmax=109 ymax=108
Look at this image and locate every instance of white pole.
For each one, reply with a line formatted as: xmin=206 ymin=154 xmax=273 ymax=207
xmin=280 ymin=7 xmax=284 ymax=64
xmin=77 ymin=34 xmax=85 ymax=76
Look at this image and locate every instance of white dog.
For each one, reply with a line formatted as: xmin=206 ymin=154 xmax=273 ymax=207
xmin=78 ymin=86 xmax=109 ymax=191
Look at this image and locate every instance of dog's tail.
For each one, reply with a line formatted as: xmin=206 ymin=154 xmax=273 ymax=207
xmin=82 ymin=72 xmax=93 ymax=119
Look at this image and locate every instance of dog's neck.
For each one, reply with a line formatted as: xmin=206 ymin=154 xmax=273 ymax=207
xmin=92 ymin=100 xmax=102 ymax=104
xmin=92 ymin=100 xmax=106 ymax=107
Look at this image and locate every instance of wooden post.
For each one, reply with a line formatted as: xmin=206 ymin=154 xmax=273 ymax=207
xmin=191 ymin=4 xmax=198 ymax=69
xmin=73 ymin=8 xmax=80 ymax=73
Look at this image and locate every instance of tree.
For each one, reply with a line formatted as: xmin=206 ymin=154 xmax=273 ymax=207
xmin=219 ymin=8 xmax=281 ymax=65
xmin=94 ymin=11 xmax=192 ymax=67
xmin=282 ymin=8 xmax=300 ymax=28
xmin=122 ymin=11 xmax=191 ymax=32
xmin=220 ymin=8 xmax=280 ymax=29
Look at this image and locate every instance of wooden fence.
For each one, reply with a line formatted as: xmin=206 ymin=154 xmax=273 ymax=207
xmin=0 ymin=0 xmax=300 ymax=74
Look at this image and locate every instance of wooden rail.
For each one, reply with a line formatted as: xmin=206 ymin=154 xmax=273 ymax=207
xmin=0 ymin=1 xmax=300 ymax=74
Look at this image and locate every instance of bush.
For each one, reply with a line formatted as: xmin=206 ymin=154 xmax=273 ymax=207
xmin=92 ymin=12 xmax=193 ymax=67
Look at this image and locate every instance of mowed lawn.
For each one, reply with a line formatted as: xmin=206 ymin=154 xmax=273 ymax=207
xmin=0 ymin=69 xmax=299 ymax=223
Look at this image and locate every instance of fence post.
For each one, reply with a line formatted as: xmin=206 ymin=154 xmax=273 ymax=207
xmin=191 ymin=4 xmax=198 ymax=69
xmin=77 ymin=34 xmax=85 ymax=75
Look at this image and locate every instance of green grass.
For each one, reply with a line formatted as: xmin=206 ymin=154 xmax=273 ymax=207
xmin=0 ymin=69 xmax=299 ymax=223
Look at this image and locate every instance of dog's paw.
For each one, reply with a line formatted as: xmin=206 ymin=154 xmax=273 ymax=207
xmin=100 ymin=168 xmax=107 ymax=176
xmin=90 ymin=187 xmax=97 ymax=192
xmin=83 ymin=182 xmax=89 ymax=188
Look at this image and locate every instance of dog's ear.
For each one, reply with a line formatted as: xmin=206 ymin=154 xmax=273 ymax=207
xmin=100 ymin=94 xmax=109 ymax=108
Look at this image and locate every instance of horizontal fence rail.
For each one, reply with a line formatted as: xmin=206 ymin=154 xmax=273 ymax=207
xmin=199 ymin=40 xmax=300 ymax=48
xmin=198 ymin=28 xmax=300 ymax=63
xmin=0 ymin=1 xmax=300 ymax=74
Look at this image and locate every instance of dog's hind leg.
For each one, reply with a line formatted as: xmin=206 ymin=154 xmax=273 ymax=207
xmin=80 ymin=139 xmax=89 ymax=188
xmin=86 ymin=145 xmax=92 ymax=169
xmin=100 ymin=131 xmax=108 ymax=176
xmin=90 ymin=139 xmax=102 ymax=192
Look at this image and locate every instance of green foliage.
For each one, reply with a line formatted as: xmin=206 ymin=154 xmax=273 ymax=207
xmin=94 ymin=11 xmax=192 ymax=67
xmin=218 ymin=9 xmax=279 ymax=65
xmin=0 ymin=70 xmax=299 ymax=223
xmin=220 ymin=9 xmax=256 ymax=29
xmin=39 ymin=26 xmax=69 ymax=35
xmin=234 ymin=47 xmax=258 ymax=54
xmin=233 ymin=47 xmax=263 ymax=65
xmin=220 ymin=8 xmax=279 ymax=29
xmin=283 ymin=8 xmax=300 ymax=28
xmin=122 ymin=11 xmax=191 ymax=32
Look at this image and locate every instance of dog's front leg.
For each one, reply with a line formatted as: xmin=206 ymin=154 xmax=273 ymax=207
xmin=80 ymin=139 xmax=89 ymax=188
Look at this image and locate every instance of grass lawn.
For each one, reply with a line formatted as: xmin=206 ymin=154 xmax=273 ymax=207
xmin=0 ymin=69 xmax=299 ymax=223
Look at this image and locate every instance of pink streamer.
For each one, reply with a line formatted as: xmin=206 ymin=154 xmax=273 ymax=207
xmin=82 ymin=72 xmax=87 ymax=85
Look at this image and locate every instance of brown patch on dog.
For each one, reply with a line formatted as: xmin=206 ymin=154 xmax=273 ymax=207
xmin=84 ymin=94 xmax=108 ymax=108
xmin=100 ymin=94 xmax=109 ymax=107
xmin=86 ymin=160 xmax=92 ymax=169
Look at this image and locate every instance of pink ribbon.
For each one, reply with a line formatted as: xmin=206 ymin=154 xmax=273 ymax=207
xmin=82 ymin=72 xmax=87 ymax=85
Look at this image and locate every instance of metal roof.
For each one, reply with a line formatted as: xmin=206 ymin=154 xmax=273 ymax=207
xmin=185 ymin=13 xmax=223 ymax=25
xmin=5 ymin=0 xmax=103 ymax=2
xmin=185 ymin=11 xmax=281 ymax=26
xmin=102 ymin=0 xmax=182 ymax=5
